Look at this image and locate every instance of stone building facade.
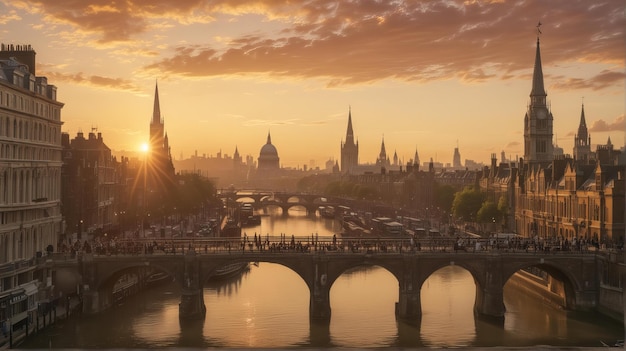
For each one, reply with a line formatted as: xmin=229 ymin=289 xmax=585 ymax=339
xmin=0 ymin=44 xmax=63 ymax=340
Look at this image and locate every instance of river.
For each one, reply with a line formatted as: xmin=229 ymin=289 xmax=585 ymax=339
xmin=21 ymin=208 xmax=624 ymax=348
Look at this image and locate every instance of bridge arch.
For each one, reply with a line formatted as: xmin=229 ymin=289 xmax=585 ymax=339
xmin=502 ymin=260 xmax=581 ymax=309
xmin=60 ymin=250 xmax=601 ymax=322
xmin=234 ymin=196 xmax=258 ymax=204
xmin=93 ymin=261 xmax=178 ymax=291
xmin=82 ymin=261 xmax=180 ymax=314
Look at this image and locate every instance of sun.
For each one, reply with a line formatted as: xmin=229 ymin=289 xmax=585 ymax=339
xmin=140 ymin=143 xmax=149 ymax=153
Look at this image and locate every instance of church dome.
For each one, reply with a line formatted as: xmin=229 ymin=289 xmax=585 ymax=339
xmin=258 ymin=132 xmax=280 ymax=170
xmin=260 ymin=142 xmax=278 ymax=157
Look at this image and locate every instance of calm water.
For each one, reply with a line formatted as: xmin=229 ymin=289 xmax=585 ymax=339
xmin=21 ymin=208 xmax=624 ymax=349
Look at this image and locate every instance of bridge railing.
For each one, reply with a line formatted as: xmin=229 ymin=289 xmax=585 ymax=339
xmin=48 ymin=235 xmax=612 ymax=257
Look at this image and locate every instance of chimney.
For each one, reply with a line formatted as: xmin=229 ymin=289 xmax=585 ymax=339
xmin=0 ymin=44 xmax=36 ymax=75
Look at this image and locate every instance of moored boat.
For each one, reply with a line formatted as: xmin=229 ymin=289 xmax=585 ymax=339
xmin=211 ymin=262 xmax=250 ymax=280
xmin=146 ymin=271 xmax=170 ymax=286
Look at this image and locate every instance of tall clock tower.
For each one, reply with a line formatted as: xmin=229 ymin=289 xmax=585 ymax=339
xmin=523 ymin=35 xmax=554 ymax=165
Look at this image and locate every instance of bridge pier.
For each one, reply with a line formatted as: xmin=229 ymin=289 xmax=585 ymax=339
xmin=396 ymin=289 xmax=421 ymax=324
xmin=310 ymin=262 xmax=331 ymax=322
xmin=179 ymin=251 xmax=206 ymax=320
xmin=396 ymin=269 xmax=421 ymax=324
xmin=474 ymin=259 xmax=505 ymax=321
xmin=179 ymin=288 xmax=206 ymax=320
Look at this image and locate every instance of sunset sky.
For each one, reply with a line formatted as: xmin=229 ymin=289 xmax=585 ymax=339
xmin=1 ymin=0 xmax=624 ymax=168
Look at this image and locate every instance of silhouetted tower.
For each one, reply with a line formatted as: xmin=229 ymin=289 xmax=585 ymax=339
xmin=147 ymin=82 xmax=176 ymax=204
xmin=573 ymin=103 xmax=592 ymax=163
xmin=233 ymin=146 xmax=242 ymax=166
xmin=453 ymin=142 xmax=462 ymax=169
xmin=413 ymin=148 xmax=420 ymax=172
xmin=340 ymin=107 xmax=359 ymax=173
xmin=376 ymin=137 xmax=390 ymax=167
xmin=523 ymin=29 xmax=554 ymax=165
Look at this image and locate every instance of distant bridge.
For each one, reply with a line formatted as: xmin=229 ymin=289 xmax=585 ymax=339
xmin=219 ymin=190 xmax=339 ymax=215
xmin=46 ymin=237 xmax=607 ymax=324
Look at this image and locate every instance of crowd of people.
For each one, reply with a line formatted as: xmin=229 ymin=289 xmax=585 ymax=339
xmin=49 ymin=230 xmax=622 ymax=259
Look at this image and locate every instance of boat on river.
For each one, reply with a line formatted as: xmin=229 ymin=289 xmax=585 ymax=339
xmin=210 ymin=262 xmax=250 ymax=280
xmin=146 ymin=271 xmax=171 ymax=286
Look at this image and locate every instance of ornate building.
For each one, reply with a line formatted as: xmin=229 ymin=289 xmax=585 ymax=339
xmin=480 ymin=34 xmax=625 ymax=245
xmin=523 ymin=37 xmax=554 ymax=166
xmin=0 ymin=44 xmax=63 ymax=337
xmin=257 ymin=132 xmax=280 ymax=170
xmin=340 ymin=107 xmax=358 ymax=173
xmin=573 ymin=103 xmax=592 ymax=163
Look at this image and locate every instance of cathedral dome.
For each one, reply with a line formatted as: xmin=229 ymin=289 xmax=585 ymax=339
xmin=260 ymin=142 xmax=278 ymax=157
xmin=258 ymin=132 xmax=280 ymax=170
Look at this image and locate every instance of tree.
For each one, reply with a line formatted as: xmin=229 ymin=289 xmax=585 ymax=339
xmin=434 ymin=183 xmax=455 ymax=213
xmin=451 ymin=186 xmax=484 ymax=222
xmin=175 ymin=173 xmax=218 ymax=215
xmin=477 ymin=201 xmax=499 ymax=232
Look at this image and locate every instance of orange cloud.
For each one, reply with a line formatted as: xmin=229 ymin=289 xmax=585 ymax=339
xmin=142 ymin=0 xmax=624 ymax=86
xmin=589 ymin=115 xmax=625 ymax=133
xmin=39 ymin=70 xmax=141 ymax=92
xmin=7 ymin=0 xmax=624 ymax=86
xmin=551 ymin=70 xmax=626 ymax=91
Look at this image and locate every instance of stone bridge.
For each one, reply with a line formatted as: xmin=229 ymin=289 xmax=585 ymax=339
xmin=220 ymin=190 xmax=338 ymax=215
xmin=48 ymin=242 xmax=603 ymax=324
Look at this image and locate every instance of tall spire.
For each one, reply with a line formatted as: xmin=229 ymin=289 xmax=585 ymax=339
xmin=379 ymin=136 xmax=386 ymax=158
xmin=345 ymin=106 xmax=354 ymax=145
xmin=266 ymin=131 xmax=272 ymax=144
xmin=530 ymin=37 xmax=547 ymax=101
xmin=152 ymin=81 xmax=161 ymax=124
xmin=577 ymin=103 xmax=588 ymax=140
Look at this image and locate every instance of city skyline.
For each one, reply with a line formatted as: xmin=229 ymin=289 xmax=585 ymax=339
xmin=1 ymin=0 xmax=624 ymax=168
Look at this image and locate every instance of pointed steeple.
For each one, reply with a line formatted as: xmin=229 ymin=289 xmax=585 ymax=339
xmin=607 ymin=136 xmax=612 ymax=146
xmin=379 ymin=137 xmax=387 ymax=159
xmin=345 ymin=106 xmax=354 ymax=145
xmin=266 ymin=131 xmax=272 ymax=144
xmin=577 ymin=103 xmax=588 ymax=140
xmin=524 ymin=28 xmax=554 ymax=165
xmin=414 ymin=148 xmax=420 ymax=165
xmin=152 ymin=81 xmax=161 ymax=124
xmin=530 ymin=38 xmax=547 ymax=100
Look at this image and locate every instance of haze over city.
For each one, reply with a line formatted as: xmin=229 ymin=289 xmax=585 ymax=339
xmin=1 ymin=0 xmax=624 ymax=168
